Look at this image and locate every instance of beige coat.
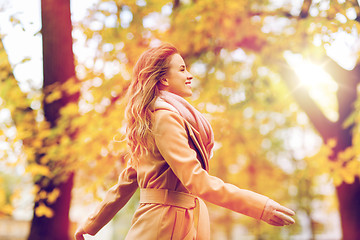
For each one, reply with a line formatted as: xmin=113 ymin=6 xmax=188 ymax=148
xmin=83 ymin=100 xmax=269 ymax=239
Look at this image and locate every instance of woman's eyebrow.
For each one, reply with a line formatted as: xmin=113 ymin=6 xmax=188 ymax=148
xmin=179 ymin=64 xmax=186 ymax=69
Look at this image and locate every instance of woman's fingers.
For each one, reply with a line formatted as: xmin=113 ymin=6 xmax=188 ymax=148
xmin=261 ymin=199 xmax=296 ymax=226
xmin=269 ymin=219 xmax=285 ymax=226
xmin=75 ymin=233 xmax=85 ymax=240
xmin=74 ymin=233 xmax=84 ymax=240
xmin=274 ymin=210 xmax=295 ymax=225
xmin=74 ymin=227 xmax=86 ymax=240
xmin=276 ymin=204 xmax=295 ymax=216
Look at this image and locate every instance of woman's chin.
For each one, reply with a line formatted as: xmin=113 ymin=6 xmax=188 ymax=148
xmin=182 ymin=91 xmax=192 ymax=98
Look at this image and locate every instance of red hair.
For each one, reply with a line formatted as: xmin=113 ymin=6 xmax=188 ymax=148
xmin=125 ymin=43 xmax=178 ymax=166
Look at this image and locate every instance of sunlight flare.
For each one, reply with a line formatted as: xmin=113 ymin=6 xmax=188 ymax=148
xmin=284 ymin=51 xmax=339 ymax=122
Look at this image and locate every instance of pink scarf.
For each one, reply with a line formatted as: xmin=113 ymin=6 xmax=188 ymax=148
xmin=158 ymin=90 xmax=214 ymax=159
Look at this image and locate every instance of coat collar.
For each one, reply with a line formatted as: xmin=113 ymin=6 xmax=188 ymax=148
xmin=153 ymin=97 xmax=210 ymax=171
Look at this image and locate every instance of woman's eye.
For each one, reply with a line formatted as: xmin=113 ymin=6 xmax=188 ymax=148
xmin=180 ymin=68 xmax=185 ymax=72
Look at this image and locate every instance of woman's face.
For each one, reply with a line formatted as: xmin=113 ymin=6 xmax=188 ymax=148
xmin=160 ymin=53 xmax=193 ymax=97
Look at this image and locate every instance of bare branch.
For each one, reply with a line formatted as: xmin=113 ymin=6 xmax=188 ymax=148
xmin=305 ymin=54 xmax=359 ymax=86
xmin=350 ymin=0 xmax=360 ymax=22
xmin=173 ymin=0 xmax=180 ymax=9
xmin=247 ymin=10 xmax=296 ymax=19
xmin=247 ymin=0 xmax=360 ymax=24
xmin=299 ymin=0 xmax=312 ymax=19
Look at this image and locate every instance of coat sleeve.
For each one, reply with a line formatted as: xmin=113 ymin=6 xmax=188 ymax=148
xmin=82 ymin=163 xmax=138 ymax=235
xmin=153 ymin=110 xmax=268 ymax=220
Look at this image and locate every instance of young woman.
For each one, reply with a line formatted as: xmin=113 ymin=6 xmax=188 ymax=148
xmin=75 ymin=43 xmax=295 ymax=240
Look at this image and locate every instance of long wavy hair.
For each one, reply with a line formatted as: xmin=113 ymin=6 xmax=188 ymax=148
xmin=125 ymin=43 xmax=178 ymax=166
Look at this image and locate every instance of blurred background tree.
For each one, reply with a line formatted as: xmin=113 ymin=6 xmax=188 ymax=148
xmin=1 ymin=0 xmax=78 ymax=239
xmin=26 ymin=0 xmax=78 ymax=239
xmin=0 ymin=0 xmax=359 ymax=239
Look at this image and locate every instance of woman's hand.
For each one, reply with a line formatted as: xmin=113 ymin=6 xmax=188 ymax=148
xmin=74 ymin=226 xmax=87 ymax=240
xmin=261 ymin=199 xmax=295 ymax=226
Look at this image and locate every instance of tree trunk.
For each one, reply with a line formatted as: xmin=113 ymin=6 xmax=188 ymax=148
xmin=336 ymin=178 xmax=360 ymax=240
xmin=327 ymin=61 xmax=360 ymax=240
xmin=28 ymin=174 xmax=74 ymax=240
xmin=332 ymin=120 xmax=360 ymax=240
xmin=28 ymin=0 xmax=76 ymax=239
xmin=279 ymin=58 xmax=360 ymax=239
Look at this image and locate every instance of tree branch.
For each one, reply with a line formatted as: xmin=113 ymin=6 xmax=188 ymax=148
xmin=320 ymin=57 xmax=359 ymax=125
xmin=278 ymin=60 xmax=337 ymax=142
xmin=350 ymin=0 xmax=360 ymax=22
xmin=299 ymin=0 xmax=312 ymax=19
xmin=247 ymin=10 xmax=296 ymax=19
xmin=173 ymin=0 xmax=180 ymax=9
xmin=320 ymin=57 xmax=354 ymax=85
xmin=248 ymin=0 xmax=360 ymax=24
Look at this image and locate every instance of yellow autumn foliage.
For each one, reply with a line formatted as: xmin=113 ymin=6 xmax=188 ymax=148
xmin=47 ymin=189 xmax=61 ymax=204
xmin=1 ymin=0 xmax=360 ymax=238
xmin=35 ymin=202 xmax=54 ymax=218
xmin=45 ymin=89 xmax=62 ymax=104
xmin=25 ymin=164 xmax=51 ymax=178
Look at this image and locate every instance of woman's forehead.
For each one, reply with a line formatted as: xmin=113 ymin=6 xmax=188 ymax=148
xmin=169 ymin=53 xmax=185 ymax=66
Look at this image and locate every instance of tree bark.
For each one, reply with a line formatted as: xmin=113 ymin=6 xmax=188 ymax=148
xmin=279 ymin=57 xmax=360 ymax=239
xmin=28 ymin=0 xmax=76 ymax=239
xmin=336 ymin=178 xmax=360 ymax=240
xmin=28 ymin=174 xmax=74 ymax=240
xmin=332 ymin=63 xmax=360 ymax=238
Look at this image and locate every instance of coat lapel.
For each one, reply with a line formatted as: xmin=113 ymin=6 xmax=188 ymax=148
xmin=153 ymin=98 xmax=210 ymax=172
xmin=184 ymin=121 xmax=209 ymax=172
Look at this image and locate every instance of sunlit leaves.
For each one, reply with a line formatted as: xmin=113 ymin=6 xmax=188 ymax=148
xmin=0 ymin=178 xmax=14 ymax=216
xmin=35 ymin=202 xmax=53 ymax=218
xmin=65 ymin=0 xmax=360 ymax=237
xmin=25 ymin=164 xmax=51 ymax=178
xmin=330 ymin=147 xmax=360 ymax=185
xmin=299 ymin=139 xmax=360 ymax=186
xmin=1 ymin=0 xmax=359 ymax=238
